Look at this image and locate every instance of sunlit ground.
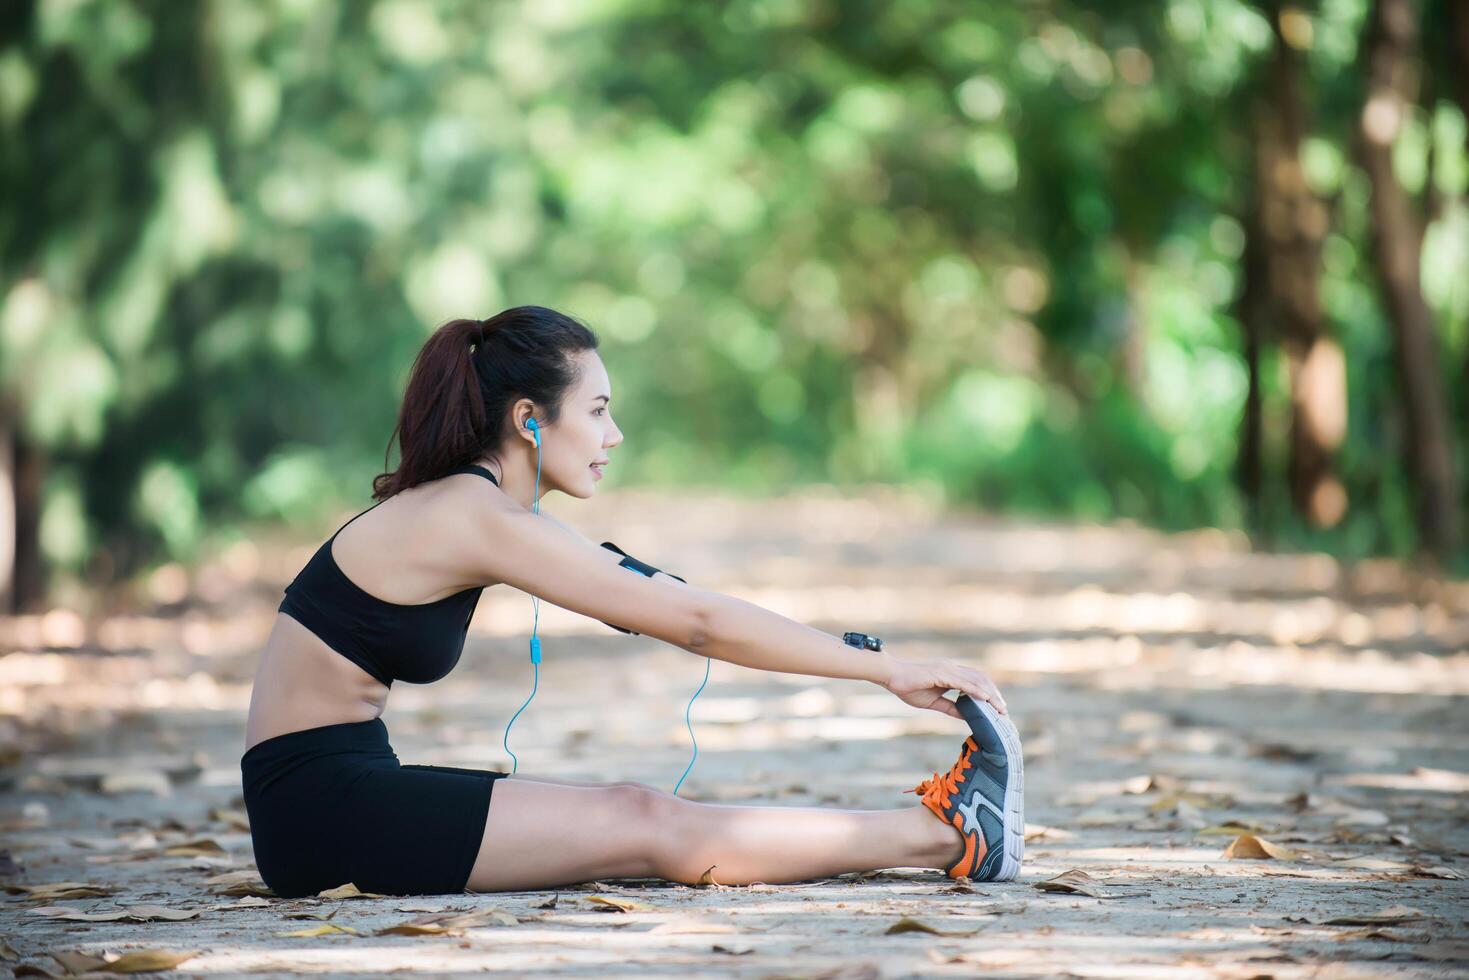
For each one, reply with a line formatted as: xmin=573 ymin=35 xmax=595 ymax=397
xmin=2 ymin=485 xmax=1466 ymax=977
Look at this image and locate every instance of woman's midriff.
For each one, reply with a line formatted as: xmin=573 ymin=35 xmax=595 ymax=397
xmin=244 ymin=612 xmax=391 ymax=755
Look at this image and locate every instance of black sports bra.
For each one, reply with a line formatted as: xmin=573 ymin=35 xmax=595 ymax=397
xmin=277 ymin=464 xmax=499 ymax=686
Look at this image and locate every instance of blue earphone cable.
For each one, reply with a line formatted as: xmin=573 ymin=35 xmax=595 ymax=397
xmin=502 ymin=419 xmax=544 ymax=775
xmin=672 ymin=655 xmax=711 ymax=795
xmin=501 ymin=416 xmax=706 ymax=794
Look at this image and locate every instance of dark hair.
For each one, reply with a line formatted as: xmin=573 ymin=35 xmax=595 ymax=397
xmin=371 ymin=305 xmax=599 ymax=500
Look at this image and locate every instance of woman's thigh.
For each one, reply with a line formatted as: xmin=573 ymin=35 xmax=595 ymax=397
xmin=465 ymin=779 xmax=670 ymax=892
xmin=505 ymin=772 xmax=651 ymax=791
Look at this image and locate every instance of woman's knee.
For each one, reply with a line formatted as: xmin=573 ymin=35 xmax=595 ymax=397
xmin=467 ymin=779 xmax=680 ymax=890
xmin=626 ymin=784 xmax=700 ymax=879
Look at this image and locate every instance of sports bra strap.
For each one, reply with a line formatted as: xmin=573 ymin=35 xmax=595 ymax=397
xmin=331 ymin=465 xmax=497 ymax=541
xmin=445 ymin=463 xmax=500 ymax=486
xmin=329 ymin=498 xmax=385 ymax=542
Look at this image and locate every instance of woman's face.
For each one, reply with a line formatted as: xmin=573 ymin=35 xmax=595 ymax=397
xmin=535 ymin=349 xmax=623 ymax=499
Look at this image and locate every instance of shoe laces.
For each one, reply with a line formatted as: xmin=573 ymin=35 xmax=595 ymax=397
xmin=906 ymin=736 xmax=977 ymax=812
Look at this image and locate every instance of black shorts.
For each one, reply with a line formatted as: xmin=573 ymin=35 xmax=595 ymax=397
xmin=240 ymin=717 xmax=506 ymax=898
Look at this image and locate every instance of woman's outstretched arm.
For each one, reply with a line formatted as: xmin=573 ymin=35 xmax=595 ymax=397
xmin=466 ymin=498 xmax=1003 ymax=712
xmin=693 ymin=592 xmax=893 ymax=685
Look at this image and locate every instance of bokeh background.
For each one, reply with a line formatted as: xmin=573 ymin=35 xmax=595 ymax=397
xmin=2 ymin=0 xmax=1467 ymax=613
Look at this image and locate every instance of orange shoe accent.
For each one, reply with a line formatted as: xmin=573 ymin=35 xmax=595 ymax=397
xmin=906 ymin=737 xmax=986 ymax=878
xmin=906 ymin=736 xmax=977 ymax=819
xmin=947 ymin=811 xmax=981 ymax=878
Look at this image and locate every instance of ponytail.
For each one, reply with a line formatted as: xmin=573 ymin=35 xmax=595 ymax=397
xmin=372 ymin=306 xmax=599 ymax=499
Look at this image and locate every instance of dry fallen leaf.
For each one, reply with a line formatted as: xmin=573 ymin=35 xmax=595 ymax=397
xmin=1410 ymin=865 xmax=1464 ymax=879
xmin=439 ymin=908 xmax=518 ymax=928
xmin=884 ymin=917 xmax=981 ymax=937
xmin=1248 ymin=742 xmax=1317 ymax=762
xmin=5 ymin=882 xmax=116 ymax=900
xmin=375 ymin=921 xmax=456 ymax=937
xmin=208 ymin=807 xmax=250 ymax=831
xmin=217 ymin=882 xmax=273 ymax=898
xmin=696 ymin=865 xmax=724 ymax=887
xmin=1223 ymin=833 xmax=1301 ymax=861
xmin=276 ymin=922 xmax=360 ymax=937
xmin=1321 ymin=905 xmax=1431 ymax=926
xmin=283 ymin=907 xmax=338 ymax=920
xmin=1195 ymin=821 xmax=1271 ymax=836
xmin=317 ymin=882 xmax=387 ymax=900
xmin=46 ymin=948 xmax=199 ymax=974
xmin=586 ymin=894 xmax=656 ymax=913
xmin=1031 ymin=869 xmax=1139 ymax=899
xmin=1334 ymin=927 xmax=1432 ymax=943
xmin=1022 ymin=824 xmax=1073 ymax=842
xmin=393 ymin=902 xmax=452 ymax=913
xmin=26 ymin=905 xmax=200 ymax=922
xmin=202 ymin=870 xmax=273 ymax=898
xmin=161 ymin=838 xmax=226 ymax=857
xmin=711 ymin=944 xmax=754 ymax=956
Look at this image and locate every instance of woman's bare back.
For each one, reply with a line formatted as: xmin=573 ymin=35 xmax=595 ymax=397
xmin=244 ymin=470 xmax=505 ymax=753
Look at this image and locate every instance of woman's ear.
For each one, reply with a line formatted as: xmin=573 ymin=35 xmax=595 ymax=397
xmin=513 ymin=398 xmax=541 ymax=444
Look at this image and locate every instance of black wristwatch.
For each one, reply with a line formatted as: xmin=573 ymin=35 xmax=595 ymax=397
xmin=842 ymin=631 xmax=884 ymax=652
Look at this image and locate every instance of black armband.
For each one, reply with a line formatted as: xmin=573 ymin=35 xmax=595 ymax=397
xmin=598 ymin=541 xmax=686 ymax=636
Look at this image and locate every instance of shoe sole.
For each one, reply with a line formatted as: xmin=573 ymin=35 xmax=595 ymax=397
xmin=957 ymin=695 xmax=1025 ymax=881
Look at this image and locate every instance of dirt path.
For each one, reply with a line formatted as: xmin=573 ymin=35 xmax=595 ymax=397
xmin=3 ymin=486 xmax=1467 ymax=977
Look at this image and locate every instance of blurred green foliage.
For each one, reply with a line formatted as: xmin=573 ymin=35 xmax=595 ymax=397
xmin=1 ymin=0 xmax=1465 ymax=589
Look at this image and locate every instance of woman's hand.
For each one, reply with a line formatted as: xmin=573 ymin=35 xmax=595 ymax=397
xmin=882 ymin=658 xmax=1008 ymax=719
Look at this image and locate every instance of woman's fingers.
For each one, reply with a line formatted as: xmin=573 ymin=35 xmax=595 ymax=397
xmin=948 ymin=669 xmax=1007 ymax=714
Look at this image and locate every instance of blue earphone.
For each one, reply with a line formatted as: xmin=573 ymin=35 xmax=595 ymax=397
xmin=501 ymin=415 xmax=711 ymax=796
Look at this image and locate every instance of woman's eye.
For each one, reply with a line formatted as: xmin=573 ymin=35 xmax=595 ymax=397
xmin=594 ymin=408 xmax=605 ymax=416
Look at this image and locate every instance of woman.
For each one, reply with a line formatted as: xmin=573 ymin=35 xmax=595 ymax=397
xmin=241 ymin=305 xmax=1023 ymax=897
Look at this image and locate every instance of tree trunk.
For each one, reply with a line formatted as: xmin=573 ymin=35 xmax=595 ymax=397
xmin=0 ymin=396 xmax=47 ymax=613
xmin=1257 ymin=6 xmax=1349 ymax=529
xmin=1358 ymin=0 xmax=1461 ymax=565
xmin=1234 ymin=192 xmax=1268 ymax=541
xmin=1118 ymin=257 xmax=1150 ymax=413
xmin=1444 ymin=0 xmax=1469 ymax=532
xmin=1447 ymin=0 xmax=1469 ymax=137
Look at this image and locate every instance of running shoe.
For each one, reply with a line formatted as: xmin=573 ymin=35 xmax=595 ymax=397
xmin=905 ymin=694 xmax=1024 ymax=881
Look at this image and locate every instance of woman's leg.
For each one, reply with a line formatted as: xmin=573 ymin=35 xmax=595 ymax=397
xmin=401 ymin=765 xmax=642 ymax=790
xmin=504 ymin=773 xmax=641 ymax=790
xmin=464 ymin=779 xmax=963 ymax=892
